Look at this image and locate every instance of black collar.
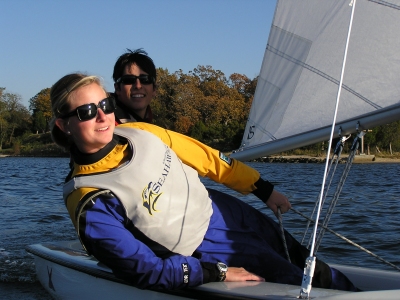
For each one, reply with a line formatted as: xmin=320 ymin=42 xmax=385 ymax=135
xmin=70 ymin=135 xmax=121 ymax=165
xmin=111 ymin=92 xmax=152 ymax=123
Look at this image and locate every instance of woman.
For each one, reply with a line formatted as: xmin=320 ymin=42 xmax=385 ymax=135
xmin=50 ymin=73 xmax=357 ymax=291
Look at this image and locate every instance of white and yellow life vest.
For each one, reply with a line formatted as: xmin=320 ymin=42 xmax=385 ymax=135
xmin=64 ymin=127 xmax=213 ymax=256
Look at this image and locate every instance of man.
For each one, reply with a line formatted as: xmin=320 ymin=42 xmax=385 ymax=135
xmin=112 ymin=49 xmax=156 ymax=124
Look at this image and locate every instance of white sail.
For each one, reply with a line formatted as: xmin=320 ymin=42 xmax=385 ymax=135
xmin=232 ymin=0 xmax=400 ymax=161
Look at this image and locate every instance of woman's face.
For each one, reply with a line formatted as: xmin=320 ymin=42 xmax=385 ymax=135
xmin=57 ymin=83 xmax=115 ymax=154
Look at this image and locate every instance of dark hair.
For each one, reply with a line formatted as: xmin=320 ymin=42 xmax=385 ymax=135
xmin=112 ymin=48 xmax=156 ymax=83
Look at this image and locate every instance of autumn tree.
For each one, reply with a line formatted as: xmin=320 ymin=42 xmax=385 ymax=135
xmin=362 ymin=129 xmax=377 ymax=155
xmin=29 ymin=88 xmax=51 ymax=133
xmin=0 ymin=88 xmax=8 ymax=150
xmin=375 ymin=121 xmax=400 ymax=154
xmin=172 ymin=70 xmax=203 ymax=133
xmin=229 ymin=73 xmax=257 ymax=102
xmin=152 ymin=68 xmax=179 ymax=129
xmin=194 ymin=67 xmax=249 ymax=148
xmin=0 ymin=89 xmax=31 ymax=148
xmin=153 ymin=65 xmax=251 ymax=150
xmin=229 ymin=73 xmax=257 ymax=117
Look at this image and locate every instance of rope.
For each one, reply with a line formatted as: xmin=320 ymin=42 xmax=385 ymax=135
xmin=302 ymin=136 xmax=348 ymax=248
xmin=277 ymin=207 xmax=291 ymax=262
xmin=291 ymin=207 xmax=400 ymax=272
xmin=314 ymin=156 xmax=352 ymax=251
xmin=315 ymin=133 xmax=364 ymax=252
xmin=303 ymin=150 xmax=341 ymax=248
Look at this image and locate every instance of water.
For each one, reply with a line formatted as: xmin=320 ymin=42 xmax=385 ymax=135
xmin=0 ymin=157 xmax=399 ymax=299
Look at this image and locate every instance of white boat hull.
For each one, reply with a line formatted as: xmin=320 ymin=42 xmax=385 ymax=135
xmin=26 ymin=240 xmax=400 ymax=299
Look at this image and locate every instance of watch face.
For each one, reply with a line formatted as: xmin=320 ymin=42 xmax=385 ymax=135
xmin=217 ymin=262 xmax=227 ymax=282
xmin=217 ymin=262 xmax=228 ymax=272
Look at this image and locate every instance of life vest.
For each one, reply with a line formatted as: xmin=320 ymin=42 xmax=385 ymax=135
xmin=64 ymin=127 xmax=213 ymax=256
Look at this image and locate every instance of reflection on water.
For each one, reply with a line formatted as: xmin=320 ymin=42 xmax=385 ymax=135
xmin=0 ymin=157 xmax=75 ymax=284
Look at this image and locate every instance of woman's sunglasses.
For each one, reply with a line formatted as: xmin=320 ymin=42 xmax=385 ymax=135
xmin=116 ymin=74 xmax=155 ymax=85
xmin=59 ymin=96 xmax=116 ymax=121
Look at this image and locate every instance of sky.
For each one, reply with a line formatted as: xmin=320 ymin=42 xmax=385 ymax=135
xmin=0 ymin=0 xmax=276 ymax=108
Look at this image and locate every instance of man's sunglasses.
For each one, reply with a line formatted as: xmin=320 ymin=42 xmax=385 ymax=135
xmin=116 ymin=74 xmax=155 ymax=85
xmin=59 ymin=96 xmax=116 ymax=121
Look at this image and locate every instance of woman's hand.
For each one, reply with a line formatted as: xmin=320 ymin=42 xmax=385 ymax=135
xmin=225 ymin=267 xmax=265 ymax=282
xmin=266 ymin=190 xmax=291 ymax=217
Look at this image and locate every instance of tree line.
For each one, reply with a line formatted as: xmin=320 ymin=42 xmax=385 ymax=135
xmin=1 ymin=65 xmax=400 ymax=154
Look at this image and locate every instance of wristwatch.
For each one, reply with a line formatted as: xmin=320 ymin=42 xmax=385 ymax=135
xmin=216 ymin=262 xmax=228 ymax=282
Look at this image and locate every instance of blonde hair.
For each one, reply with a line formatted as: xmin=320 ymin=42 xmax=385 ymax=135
xmin=49 ymin=73 xmax=107 ymax=151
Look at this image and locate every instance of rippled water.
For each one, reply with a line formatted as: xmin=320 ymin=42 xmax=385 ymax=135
xmin=0 ymin=157 xmax=399 ymax=298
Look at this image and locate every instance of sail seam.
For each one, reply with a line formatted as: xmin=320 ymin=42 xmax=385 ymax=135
xmin=368 ymin=0 xmax=400 ymax=10
xmin=266 ymin=44 xmax=382 ymax=110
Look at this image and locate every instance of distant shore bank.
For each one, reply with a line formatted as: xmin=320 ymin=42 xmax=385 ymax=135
xmin=2 ymin=154 xmax=399 ymax=163
xmin=0 ymin=154 xmax=66 ymax=158
xmin=250 ymin=154 xmax=400 ymax=164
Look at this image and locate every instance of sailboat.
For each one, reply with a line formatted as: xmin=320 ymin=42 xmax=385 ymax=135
xmin=26 ymin=0 xmax=400 ymax=299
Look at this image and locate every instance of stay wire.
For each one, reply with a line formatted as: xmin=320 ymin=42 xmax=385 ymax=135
xmin=299 ymin=2 xmax=358 ymax=297
xmin=303 ymin=156 xmax=335 ymax=247
xmin=315 ymin=132 xmax=365 ymax=252
xmin=314 ymin=144 xmax=354 ymax=250
xmin=302 ymin=137 xmax=345 ymax=248
xmin=291 ymin=207 xmax=400 ymax=272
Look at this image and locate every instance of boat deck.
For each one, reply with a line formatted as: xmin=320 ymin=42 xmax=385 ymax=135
xmin=26 ymin=240 xmax=400 ymax=299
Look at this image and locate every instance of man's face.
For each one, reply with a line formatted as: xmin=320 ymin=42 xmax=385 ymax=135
xmin=114 ymin=63 xmax=156 ymax=119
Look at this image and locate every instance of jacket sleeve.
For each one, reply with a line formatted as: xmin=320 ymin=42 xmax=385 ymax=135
xmin=122 ymin=122 xmax=260 ymax=194
xmin=82 ymin=195 xmax=204 ymax=290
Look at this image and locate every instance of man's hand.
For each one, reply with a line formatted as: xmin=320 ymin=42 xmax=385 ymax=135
xmin=266 ymin=190 xmax=291 ymax=217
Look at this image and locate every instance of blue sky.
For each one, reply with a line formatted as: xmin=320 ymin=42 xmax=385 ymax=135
xmin=0 ymin=0 xmax=276 ymax=108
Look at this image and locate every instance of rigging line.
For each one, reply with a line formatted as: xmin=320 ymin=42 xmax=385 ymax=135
xmin=291 ymin=207 xmax=400 ymax=272
xmin=315 ymin=134 xmax=360 ymax=252
xmin=309 ymin=157 xmax=340 ymax=247
xmin=277 ymin=207 xmax=291 ymax=262
xmin=304 ymin=153 xmax=341 ymax=249
xmin=307 ymin=0 xmax=356 ymax=261
xmin=302 ymin=151 xmax=338 ymax=247
xmin=300 ymin=2 xmax=358 ymax=298
xmin=315 ymin=132 xmax=365 ymax=253
xmin=304 ymin=135 xmax=348 ymax=247
xmin=315 ymin=155 xmax=352 ymax=248
xmin=315 ymin=161 xmax=351 ymax=251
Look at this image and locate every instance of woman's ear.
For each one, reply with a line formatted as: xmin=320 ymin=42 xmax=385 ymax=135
xmin=55 ymin=118 xmax=70 ymax=135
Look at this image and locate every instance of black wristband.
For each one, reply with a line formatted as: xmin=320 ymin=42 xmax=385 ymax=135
xmin=251 ymin=178 xmax=274 ymax=203
xmin=201 ymin=262 xmax=219 ymax=283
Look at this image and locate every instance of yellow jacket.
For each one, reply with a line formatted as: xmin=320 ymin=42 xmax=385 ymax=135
xmin=65 ymin=122 xmax=261 ymax=229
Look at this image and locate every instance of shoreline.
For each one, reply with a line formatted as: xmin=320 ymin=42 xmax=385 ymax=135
xmin=1 ymin=154 xmax=400 ymax=163
xmin=250 ymin=154 xmax=400 ymax=164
